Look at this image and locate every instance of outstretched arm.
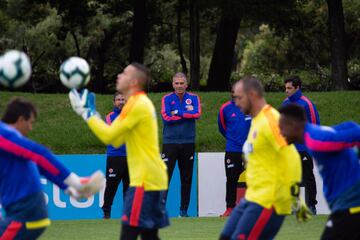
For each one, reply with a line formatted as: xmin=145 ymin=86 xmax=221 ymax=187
xmin=305 ymin=124 xmax=360 ymax=152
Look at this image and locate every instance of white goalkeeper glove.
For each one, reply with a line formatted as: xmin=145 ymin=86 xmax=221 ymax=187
xmin=69 ymin=89 xmax=99 ymax=121
xmin=64 ymin=171 xmax=105 ymax=199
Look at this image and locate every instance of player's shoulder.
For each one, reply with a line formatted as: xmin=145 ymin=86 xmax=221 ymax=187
xmin=261 ymin=105 xmax=280 ymax=123
xmin=220 ymin=101 xmax=232 ymax=111
xmin=162 ymin=92 xmax=175 ymax=99
xmin=186 ymin=91 xmax=200 ymax=99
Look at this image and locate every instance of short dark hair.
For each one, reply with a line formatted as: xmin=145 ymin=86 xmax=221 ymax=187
xmin=284 ymin=76 xmax=302 ymax=89
xmin=278 ymin=103 xmax=307 ymax=122
xmin=130 ymin=62 xmax=150 ymax=90
xmin=240 ymin=75 xmax=264 ymax=97
xmin=113 ymin=91 xmax=121 ymax=101
xmin=2 ymin=97 xmax=37 ymax=124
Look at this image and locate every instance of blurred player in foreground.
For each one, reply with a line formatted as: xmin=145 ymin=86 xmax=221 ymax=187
xmin=69 ymin=62 xmax=169 ymax=240
xmin=0 ymin=97 xmax=104 ymax=240
xmin=279 ymin=103 xmax=360 ymax=240
xmin=219 ymin=76 xmax=303 ymax=240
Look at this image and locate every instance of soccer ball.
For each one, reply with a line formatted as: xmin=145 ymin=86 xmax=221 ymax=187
xmin=0 ymin=50 xmax=32 ymax=88
xmin=59 ymin=57 xmax=90 ymax=89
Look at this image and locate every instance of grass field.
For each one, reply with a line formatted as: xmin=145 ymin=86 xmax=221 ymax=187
xmin=40 ymin=216 xmax=328 ymax=240
xmin=0 ymin=91 xmax=359 ymax=153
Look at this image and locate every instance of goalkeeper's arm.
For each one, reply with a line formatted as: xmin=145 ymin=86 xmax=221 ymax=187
xmin=291 ymin=183 xmax=312 ymax=222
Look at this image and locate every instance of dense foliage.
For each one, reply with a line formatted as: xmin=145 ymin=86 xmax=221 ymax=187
xmin=0 ymin=0 xmax=359 ymax=92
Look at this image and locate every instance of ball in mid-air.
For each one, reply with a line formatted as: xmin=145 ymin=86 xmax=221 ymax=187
xmin=59 ymin=57 xmax=90 ymax=89
xmin=0 ymin=50 xmax=32 ymax=88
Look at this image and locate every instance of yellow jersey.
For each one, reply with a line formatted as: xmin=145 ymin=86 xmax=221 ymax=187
xmin=243 ymin=104 xmax=301 ymax=214
xmin=87 ymin=92 xmax=168 ymax=191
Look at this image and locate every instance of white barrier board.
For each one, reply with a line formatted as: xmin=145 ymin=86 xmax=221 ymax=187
xmin=198 ymin=152 xmax=330 ymax=217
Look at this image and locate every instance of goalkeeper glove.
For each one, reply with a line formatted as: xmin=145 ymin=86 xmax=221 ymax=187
xmin=291 ymin=183 xmax=312 ymax=223
xmin=69 ymin=89 xmax=99 ymax=121
xmin=64 ymin=171 xmax=105 ymax=200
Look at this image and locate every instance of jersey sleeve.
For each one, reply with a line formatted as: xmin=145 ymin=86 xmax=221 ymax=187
xmin=218 ymin=107 xmax=226 ymax=137
xmin=87 ymin=100 xmax=145 ymax=148
xmin=332 ymin=121 xmax=359 ymax=131
xmin=161 ymin=94 xmax=182 ymax=123
xmin=305 ymin=124 xmax=360 ymax=152
xmin=182 ymin=95 xmax=201 ymax=119
xmin=0 ymin=132 xmax=71 ymax=189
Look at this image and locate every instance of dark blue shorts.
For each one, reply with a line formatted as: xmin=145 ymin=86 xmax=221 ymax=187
xmin=221 ymin=199 xmax=285 ymax=240
xmin=122 ymin=186 xmax=169 ymax=229
xmin=0 ymin=191 xmax=50 ymax=240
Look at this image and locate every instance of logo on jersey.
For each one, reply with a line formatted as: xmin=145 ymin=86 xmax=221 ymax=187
xmin=226 ymin=158 xmax=231 ymax=164
xmin=185 ymin=98 xmax=192 ymax=105
xmin=109 ymin=168 xmax=113 ymax=173
xmin=231 ymin=113 xmax=236 ymax=117
xmin=252 ymin=131 xmax=257 ymax=139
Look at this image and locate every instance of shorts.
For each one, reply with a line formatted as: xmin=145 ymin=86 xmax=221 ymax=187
xmin=221 ymin=199 xmax=285 ymax=240
xmin=122 ymin=186 xmax=169 ymax=229
xmin=0 ymin=191 xmax=50 ymax=240
xmin=321 ymin=208 xmax=360 ymax=240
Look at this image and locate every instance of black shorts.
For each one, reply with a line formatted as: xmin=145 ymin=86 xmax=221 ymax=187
xmin=321 ymin=209 xmax=360 ymax=240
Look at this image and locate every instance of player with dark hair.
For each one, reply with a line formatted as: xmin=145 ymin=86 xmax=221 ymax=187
xmin=102 ymin=92 xmax=129 ymax=219
xmin=69 ymin=62 xmax=169 ymax=240
xmin=219 ymin=76 xmax=303 ymax=240
xmin=218 ymin=85 xmax=251 ymax=217
xmin=0 ymin=97 xmax=104 ymax=240
xmin=279 ymin=103 xmax=360 ymax=240
xmin=283 ymin=75 xmax=319 ymax=214
xmin=161 ymin=72 xmax=201 ymax=217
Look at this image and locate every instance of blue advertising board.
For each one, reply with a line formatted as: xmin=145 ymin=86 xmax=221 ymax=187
xmin=40 ymin=154 xmax=197 ymax=220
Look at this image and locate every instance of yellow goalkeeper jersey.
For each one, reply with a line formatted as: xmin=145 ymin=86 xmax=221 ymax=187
xmin=243 ymin=104 xmax=301 ymax=214
xmin=87 ymin=92 xmax=168 ymax=191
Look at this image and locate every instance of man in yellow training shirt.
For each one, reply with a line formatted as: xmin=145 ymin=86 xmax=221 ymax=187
xmin=219 ymin=76 xmax=301 ymax=240
xmin=69 ymin=63 xmax=169 ymax=240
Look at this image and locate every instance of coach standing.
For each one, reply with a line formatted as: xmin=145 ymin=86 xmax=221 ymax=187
xmin=218 ymin=88 xmax=251 ymax=217
xmin=102 ymin=92 xmax=129 ymax=219
xmin=282 ymin=76 xmax=320 ymax=214
xmin=161 ymin=72 xmax=201 ymax=217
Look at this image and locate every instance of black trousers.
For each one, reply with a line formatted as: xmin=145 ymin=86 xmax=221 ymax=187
xmin=224 ymin=152 xmax=245 ymax=208
xmin=321 ymin=211 xmax=360 ymax=240
xmin=120 ymin=224 xmax=160 ymax=240
xmin=102 ymin=156 xmax=129 ymax=214
xmin=162 ymin=143 xmax=195 ymax=211
xmin=299 ymin=151 xmax=317 ymax=207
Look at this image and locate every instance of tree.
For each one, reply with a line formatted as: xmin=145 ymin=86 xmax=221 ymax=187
xmin=129 ymin=0 xmax=147 ymax=63
xmin=207 ymin=0 xmax=241 ymax=91
xmin=189 ymin=0 xmax=200 ymax=90
xmin=327 ymin=0 xmax=348 ymax=90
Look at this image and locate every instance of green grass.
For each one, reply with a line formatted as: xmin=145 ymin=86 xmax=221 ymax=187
xmin=40 ymin=216 xmax=328 ymax=240
xmin=0 ymin=91 xmax=359 ymax=153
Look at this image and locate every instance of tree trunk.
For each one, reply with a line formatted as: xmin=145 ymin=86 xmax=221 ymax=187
xmin=176 ymin=0 xmax=188 ymax=75
xmin=70 ymin=30 xmax=81 ymax=57
xmin=207 ymin=8 xmax=241 ymax=91
xmin=129 ymin=0 xmax=146 ymax=63
xmin=87 ymin=23 xmax=122 ymax=93
xmin=189 ymin=0 xmax=200 ymax=90
xmin=327 ymin=0 xmax=348 ymax=90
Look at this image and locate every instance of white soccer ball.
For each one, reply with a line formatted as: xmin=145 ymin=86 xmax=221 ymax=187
xmin=59 ymin=57 xmax=90 ymax=89
xmin=0 ymin=50 xmax=32 ymax=88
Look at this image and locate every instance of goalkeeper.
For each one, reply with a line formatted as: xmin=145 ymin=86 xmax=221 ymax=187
xmin=279 ymin=103 xmax=360 ymax=240
xmin=69 ymin=62 xmax=169 ymax=240
xmin=0 ymin=97 xmax=104 ymax=240
xmin=219 ymin=77 xmax=304 ymax=240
